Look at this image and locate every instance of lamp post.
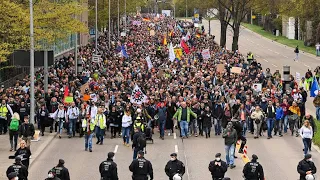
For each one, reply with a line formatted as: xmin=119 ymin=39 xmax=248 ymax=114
xmin=124 ymin=0 xmax=127 ymax=33
xmin=95 ymin=0 xmax=98 ymax=55
xmin=108 ymin=0 xmax=111 ymax=48
xmin=29 ymin=0 xmax=35 ymax=124
xmin=117 ymin=0 xmax=120 ymax=39
xmin=185 ymin=0 xmax=188 ymax=20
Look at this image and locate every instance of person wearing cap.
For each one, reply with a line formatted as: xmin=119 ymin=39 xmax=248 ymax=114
xmin=165 ymin=153 xmax=185 ymax=180
xmin=297 ymin=154 xmax=317 ymax=180
xmin=7 ymin=172 xmax=18 ymax=180
xmin=14 ymin=140 xmax=31 ymax=169
xmin=50 ymin=159 xmax=70 ymax=180
xmin=243 ymin=154 xmax=264 ymax=180
xmin=133 ymin=116 xmax=145 ymax=133
xmin=45 ymin=169 xmax=61 ymax=180
xmin=6 ymin=156 xmax=28 ymax=180
xmin=222 ymin=121 xmax=237 ymax=169
xmin=94 ymin=108 xmax=107 ymax=145
xmin=18 ymin=115 xmax=35 ymax=149
xmin=208 ymin=153 xmax=228 ymax=180
xmin=129 ymin=150 xmax=154 ymax=180
xmin=99 ymin=152 xmax=119 ymax=180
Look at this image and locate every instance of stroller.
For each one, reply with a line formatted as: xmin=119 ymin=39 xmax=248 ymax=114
xmin=145 ymin=119 xmax=154 ymax=144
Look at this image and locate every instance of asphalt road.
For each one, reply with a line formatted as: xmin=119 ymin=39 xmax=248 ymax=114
xmin=25 ymin=20 xmax=320 ymax=180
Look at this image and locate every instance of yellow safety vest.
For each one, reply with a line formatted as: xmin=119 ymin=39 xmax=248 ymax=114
xmin=95 ymin=114 xmax=106 ymax=129
xmin=247 ymin=54 xmax=253 ymax=59
xmin=0 ymin=105 xmax=8 ymax=118
xmin=134 ymin=121 xmax=144 ymax=132
xmin=82 ymin=119 xmax=95 ymax=132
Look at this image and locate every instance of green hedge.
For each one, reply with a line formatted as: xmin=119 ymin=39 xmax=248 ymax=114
xmin=314 ymin=120 xmax=320 ymax=146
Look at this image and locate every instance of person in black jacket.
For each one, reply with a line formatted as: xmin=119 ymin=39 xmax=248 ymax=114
xmin=45 ymin=169 xmax=61 ymax=180
xmin=109 ymin=106 xmax=119 ymax=139
xmin=213 ymin=101 xmax=224 ymax=136
xmin=18 ymin=115 xmax=35 ymax=150
xmin=50 ymin=159 xmax=70 ymax=180
xmin=6 ymin=156 xmax=28 ymax=180
xmin=14 ymin=140 xmax=31 ymax=169
xmin=231 ymin=119 xmax=247 ymax=154
xmin=243 ymin=154 xmax=264 ymax=180
xmin=202 ymin=106 xmax=213 ymax=138
xmin=129 ymin=151 xmax=153 ymax=180
xmin=99 ymin=152 xmax=119 ymax=180
xmin=208 ymin=153 xmax=228 ymax=180
xmin=297 ymin=154 xmax=317 ymax=180
xmin=132 ymin=127 xmax=145 ymax=160
xmin=165 ymin=153 xmax=185 ymax=180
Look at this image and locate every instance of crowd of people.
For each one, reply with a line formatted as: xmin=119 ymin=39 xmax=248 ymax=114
xmin=1 ymin=13 xmax=320 ymax=180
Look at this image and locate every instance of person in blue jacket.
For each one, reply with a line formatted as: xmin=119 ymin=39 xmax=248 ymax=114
xmin=274 ymin=102 xmax=284 ymax=137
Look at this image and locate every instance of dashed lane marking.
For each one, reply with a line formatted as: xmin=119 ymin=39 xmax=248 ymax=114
xmin=272 ymin=64 xmax=278 ymax=67
xmin=114 ymin=145 xmax=118 ymax=153
xmin=173 ymin=133 xmax=177 ymax=139
xmin=175 ymin=145 xmax=178 ymax=153
xmin=263 ymin=59 xmax=268 ymax=62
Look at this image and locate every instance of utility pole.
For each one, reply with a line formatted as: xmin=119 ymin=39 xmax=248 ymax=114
xmin=185 ymin=0 xmax=188 ymax=20
xmin=29 ymin=0 xmax=35 ymax=124
xmin=95 ymin=0 xmax=98 ymax=55
xmin=250 ymin=9 xmax=253 ymax=24
xmin=124 ymin=0 xmax=127 ymax=33
xmin=108 ymin=0 xmax=111 ymax=48
xmin=75 ymin=33 xmax=78 ymax=74
xmin=117 ymin=0 xmax=120 ymax=39
xmin=44 ymin=50 xmax=48 ymax=93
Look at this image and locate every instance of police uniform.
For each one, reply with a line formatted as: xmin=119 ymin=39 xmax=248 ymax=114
xmin=165 ymin=153 xmax=185 ymax=180
xmin=99 ymin=152 xmax=118 ymax=180
xmin=243 ymin=155 xmax=264 ymax=180
xmin=129 ymin=151 xmax=154 ymax=180
xmin=6 ymin=160 xmax=28 ymax=180
xmin=51 ymin=159 xmax=70 ymax=180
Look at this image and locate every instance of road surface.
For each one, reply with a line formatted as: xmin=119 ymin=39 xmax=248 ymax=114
xmin=22 ymin=20 xmax=320 ymax=180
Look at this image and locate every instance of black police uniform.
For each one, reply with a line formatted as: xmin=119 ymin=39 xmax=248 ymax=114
xmin=208 ymin=160 xmax=228 ymax=180
xmin=243 ymin=160 xmax=264 ymax=180
xmin=51 ymin=166 xmax=70 ymax=180
xmin=129 ymin=157 xmax=154 ymax=180
xmin=165 ymin=159 xmax=185 ymax=180
xmin=99 ymin=158 xmax=119 ymax=180
xmin=6 ymin=162 xmax=28 ymax=180
xmin=297 ymin=158 xmax=317 ymax=180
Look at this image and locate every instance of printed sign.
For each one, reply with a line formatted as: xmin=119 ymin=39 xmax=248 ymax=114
xmin=202 ymin=49 xmax=211 ymax=59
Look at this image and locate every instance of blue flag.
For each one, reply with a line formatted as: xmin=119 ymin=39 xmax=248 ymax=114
xmin=177 ymin=25 xmax=184 ymax=33
xmin=121 ymin=45 xmax=129 ymax=58
xmin=310 ymin=77 xmax=319 ymax=97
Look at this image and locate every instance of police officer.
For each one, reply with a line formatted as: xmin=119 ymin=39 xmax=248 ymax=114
xmin=99 ymin=152 xmax=119 ymax=180
xmin=165 ymin=153 xmax=185 ymax=180
xmin=243 ymin=154 xmax=264 ymax=180
xmin=208 ymin=153 xmax=228 ymax=180
xmin=7 ymin=172 xmax=18 ymax=180
xmin=297 ymin=154 xmax=317 ymax=180
xmin=51 ymin=159 xmax=70 ymax=180
xmin=6 ymin=156 xmax=28 ymax=180
xmin=129 ymin=151 xmax=154 ymax=180
xmin=45 ymin=169 xmax=61 ymax=180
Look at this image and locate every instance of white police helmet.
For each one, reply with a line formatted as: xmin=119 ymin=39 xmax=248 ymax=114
xmin=306 ymin=174 xmax=315 ymax=180
xmin=173 ymin=174 xmax=182 ymax=180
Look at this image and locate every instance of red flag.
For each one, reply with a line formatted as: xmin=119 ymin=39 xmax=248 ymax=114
xmin=180 ymin=40 xmax=190 ymax=54
xmin=63 ymin=86 xmax=69 ymax=104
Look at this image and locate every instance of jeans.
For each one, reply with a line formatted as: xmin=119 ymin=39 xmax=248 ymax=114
xmin=122 ymin=127 xmax=130 ymax=144
xmin=95 ymin=126 xmax=105 ymax=143
xmin=9 ymin=131 xmax=18 ymax=150
xmin=303 ymin=138 xmax=311 ymax=155
xmin=58 ymin=118 xmax=64 ymax=135
xmin=266 ymin=118 xmax=274 ymax=137
xmin=159 ymin=120 xmax=166 ymax=137
xmin=295 ymin=53 xmax=299 ymax=60
xmin=189 ymin=120 xmax=198 ymax=135
xmin=179 ymin=120 xmax=188 ymax=137
xmin=242 ymin=120 xmax=247 ymax=137
xmin=214 ymin=118 xmax=221 ymax=135
xmin=85 ymin=133 xmax=93 ymax=150
xmin=274 ymin=119 xmax=283 ymax=135
xmin=198 ymin=120 xmax=203 ymax=135
xmin=316 ymin=107 xmax=320 ymax=121
xmin=133 ymin=148 xmax=143 ymax=160
xmin=316 ymin=49 xmax=320 ymax=56
xmin=284 ymin=115 xmax=288 ymax=133
xmin=225 ymin=144 xmax=235 ymax=165
xmin=68 ymin=118 xmax=77 ymax=136
xmin=203 ymin=127 xmax=211 ymax=137
xmin=0 ymin=118 xmax=8 ymax=134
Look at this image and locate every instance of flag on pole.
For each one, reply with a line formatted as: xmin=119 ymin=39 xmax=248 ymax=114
xmin=180 ymin=40 xmax=190 ymax=54
xmin=174 ymin=48 xmax=182 ymax=60
xmin=130 ymin=85 xmax=148 ymax=105
xmin=63 ymin=86 xmax=69 ymax=104
xmin=186 ymin=31 xmax=191 ymax=41
xmin=169 ymin=43 xmax=176 ymax=62
xmin=163 ymin=34 xmax=167 ymax=46
xmin=146 ymin=56 xmax=153 ymax=70
xmin=177 ymin=25 xmax=184 ymax=32
xmin=121 ymin=45 xmax=129 ymax=58
xmin=310 ymin=77 xmax=320 ymax=97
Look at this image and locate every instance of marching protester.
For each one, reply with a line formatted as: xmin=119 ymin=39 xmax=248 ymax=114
xmin=208 ymin=153 xmax=228 ymax=180
xmin=0 ymin=99 xmax=13 ymax=135
xmin=173 ymin=102 xmax=197 ymax=139
xmin=165 ymin=153 xmax=185 ymax=180
xmin=95 ymin=108 xmax=107 ymax=145
xmin=9 ymin=113 xmax=20 ymax=151
xmin=222 ymin=122 xmax=237 ymax=169
xmin=46 ymin=169 xmax=61 ymax=180
xmin=50 ymin=159 xmax=70 ymax=180
xmin=18 ymin=115 xmax=35 ymax=150
xmin=66 ymin=102 xmax=80 ymax=138
xmin=14 ymin=140 xmax=31 ymax=169
xmin=6 ymin=156 xmax=28 ymax=180
xmin=82 ymin=114 xmax=95 ymax=152
xmin=129 ymin=151 xmax=154 ymax=180
xmin=297 ymin=154 xmax=317 ymax=180
xmin=132 ymin=127 xmax=146 ymax=159
xmin=300 ymin=120 xmax=313 ymax=155
xmin=122 ymin=109 xmax=132 ymax=146
xmin=250 ymin=106 xmax=264 ymax=139
xmin=99 ymin=152 xmax=119 ymax=180
xmin=243 ymin=154 xmax=264 ymax=180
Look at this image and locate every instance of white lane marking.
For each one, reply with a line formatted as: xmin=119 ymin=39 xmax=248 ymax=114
xmin=304 ymin=64 xmax=311 ymax=68
xmin=275 ymin=52 xmax=280 ymax=54
xmin=272 ymin=64 xmax=278 ymax=67
xmin=175 ymin=145 xmax=178 ymax=153
xmin=114 ymin=145 xmax=118 ymax=153
xmin=283 ymin=55 xmax=289 ymax=58
xmin=173 ymin=133 xmax=177 ymax=139
xmin=256 ymin=55 xmax=260 ymax=58
xmin=183 ymin=148 xmax=191 ymax=180
xmin=263 ymin=59 xmax=268 ymax=62
xmin=268 ymin=49 xmax=273 ymax=52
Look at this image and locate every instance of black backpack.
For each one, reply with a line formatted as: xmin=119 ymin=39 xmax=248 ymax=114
xmin=137 ymin=133 xmax=146 ymax=148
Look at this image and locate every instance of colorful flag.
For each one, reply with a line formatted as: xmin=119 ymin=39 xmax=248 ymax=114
xmin=63 ymin=86 xmax=69 ymax=104
xmin=180 ymin=40 xmax=190 ymax=54
xmin=142 ymin=17 xmax=150 ymax=22
xmin=196 ymin=33 xmax=201 ymax=38
xmin=130 ymin=85 xmax=148 ymax=105
xmin=177 ymin=25 xmax=183 ymax=32
xmin=174 ymin=48 xmax=183 ymax=60
xmin=121 ymin=45 xmax=129 ymax=58
xmin=310 ymin=77 xmax=320 ymax=97
xmin=146 ymin=56 xmax=153 ymax=70
xmin=163 ymin=35 xmax=167 ymax=46
xmin=169 ymin=43 xmax=176 ymax=62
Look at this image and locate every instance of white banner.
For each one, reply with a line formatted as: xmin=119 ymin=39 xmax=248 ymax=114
xmin=169 ymin=42 xmax=176 ymax=62
xmin=146 ymin=56 xmax=153 ymax=70
xmin=130 ymin=85 xmax=148 ymax=105
xmin=202 ymin=49 xmax=211 ymax=59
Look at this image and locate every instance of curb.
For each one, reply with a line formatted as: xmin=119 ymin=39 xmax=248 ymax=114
xmin=240 ymin=25 xmax=320 ymax=61
xmin=29 ymin=133 xmax=58 ymax=167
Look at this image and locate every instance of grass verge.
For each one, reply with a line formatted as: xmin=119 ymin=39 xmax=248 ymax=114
xmin=242 ymin=23 xmax=316 ymax=55
xmin=313 ymin=120 xmax=320 ymax=147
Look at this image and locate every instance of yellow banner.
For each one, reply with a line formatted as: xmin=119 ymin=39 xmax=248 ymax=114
xmin=174 ymin=48 xmax=183 ymax=60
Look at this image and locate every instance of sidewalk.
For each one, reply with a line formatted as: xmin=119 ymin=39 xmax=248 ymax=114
xmin=0 ymin=131 xmax=56 ymax=179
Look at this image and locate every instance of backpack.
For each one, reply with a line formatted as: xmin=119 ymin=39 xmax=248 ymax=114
xmin=9 ymin=119 xmax=19 ymax=131
xmin=137 ymin=133 xmax=146 ymax=148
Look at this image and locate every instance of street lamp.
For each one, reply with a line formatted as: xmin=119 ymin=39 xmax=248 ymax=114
xmin=108 ymin=0 xmax=110 ymax=48
xmin=185 ymin=0 xmax=188 ymax=20
xmin=29 ymin=0 xmax=35 ymax=124
xmin=95 ymin=0 xmax=98 ymax=55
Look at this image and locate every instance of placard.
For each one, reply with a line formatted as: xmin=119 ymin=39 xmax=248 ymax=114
xmin=64 ymin=96 xmax=74 ymax=103
xmin=216 ymin=64 xmax=224 ymax=73
xmin=252 ymin=83 xmax=262 ymax=92
xmin=201 ymin=49 xmax=211 ymax=59
xmin=150 ymin=30 xmax=155 ymax=36
xmin=231 ymin=67 xmax=242 ymax=74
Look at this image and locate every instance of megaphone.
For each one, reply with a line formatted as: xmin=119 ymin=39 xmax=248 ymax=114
xmin=306 ymin=174 xmax=315 ymax=180
xmin=173 ymin=174 xmax=182 ymax=180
